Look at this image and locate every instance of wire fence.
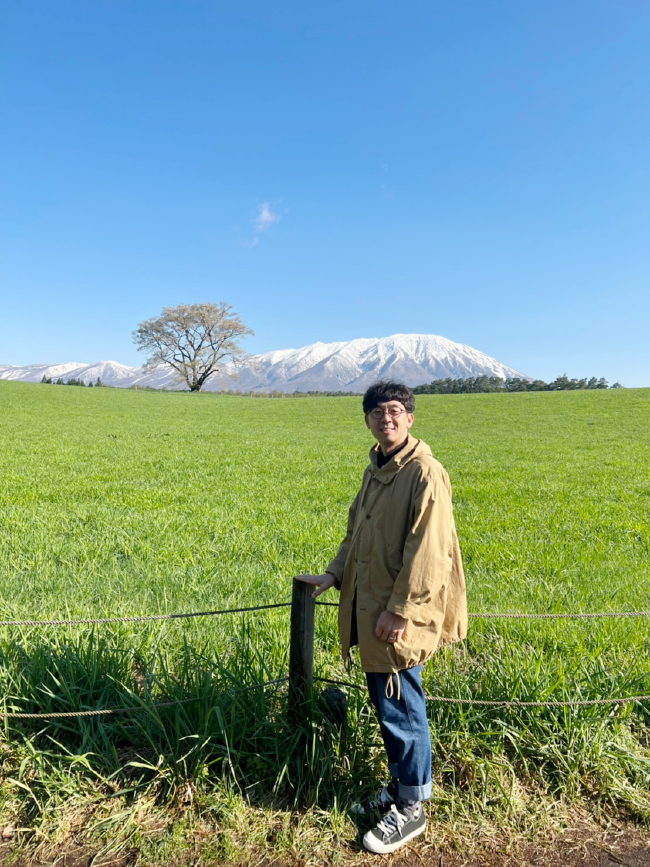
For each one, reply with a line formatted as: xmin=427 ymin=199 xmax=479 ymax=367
xmin=0 ymin=602 xmax=292 ymax=628
xmin=1 ymin=593 xmax=649 ymax=719
xmin=315 ymin=677 xmax=650 ymax=708
xmin=468 ymin=610 xmax=650 ymax=620
xmin=2 ymin=602 xmax=648 ymax=628
xmin=0 ymin=677 xmax=290 ymax=720
xmin=316 ymin=602 xmax=650 ymax=620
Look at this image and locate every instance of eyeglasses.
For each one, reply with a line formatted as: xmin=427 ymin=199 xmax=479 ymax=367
xmin=367 ymin=407 xmax=407 ymax=420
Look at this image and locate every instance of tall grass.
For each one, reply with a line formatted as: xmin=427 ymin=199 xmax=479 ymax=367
xmin=0 ymin=381 xmax=649 ymax=858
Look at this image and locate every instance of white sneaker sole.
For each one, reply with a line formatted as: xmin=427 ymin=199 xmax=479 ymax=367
xmin=362 ymin=819 xmax=425 ymax=854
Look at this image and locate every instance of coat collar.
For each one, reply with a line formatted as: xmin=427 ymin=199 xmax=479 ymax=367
xmin=367 ymin=433 xmax=425 ymax=484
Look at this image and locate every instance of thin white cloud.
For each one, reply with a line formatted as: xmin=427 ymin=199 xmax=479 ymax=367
xmin=253 ymin=202 xmax=280 ymax=232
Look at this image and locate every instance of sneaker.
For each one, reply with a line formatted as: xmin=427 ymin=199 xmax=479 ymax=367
xmin=350 ymin=782 xmax=396 ymax=816
xmin=362 ymin=802 xmax=426 ymax=854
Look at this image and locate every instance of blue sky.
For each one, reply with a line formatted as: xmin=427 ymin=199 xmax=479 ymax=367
xmin=1 ymin=1 xmax=648 ymax=385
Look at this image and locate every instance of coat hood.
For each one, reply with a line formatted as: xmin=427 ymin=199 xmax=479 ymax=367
xmin=368 ymin=433 xmax=432 ymax=484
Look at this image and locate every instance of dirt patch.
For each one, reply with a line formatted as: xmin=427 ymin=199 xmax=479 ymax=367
xmin=0 ymin=843 xmax=134 ymax=867
xmin=365 ymin=822 xmax=650 ymax=867
xmin=2 ymin=821 xmax=649 ymax=866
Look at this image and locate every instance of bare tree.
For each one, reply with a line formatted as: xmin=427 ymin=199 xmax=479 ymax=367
xmin=133 ymin=302 xmax=253 ymax=392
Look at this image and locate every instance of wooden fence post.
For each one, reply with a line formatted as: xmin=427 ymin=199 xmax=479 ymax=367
xmin=288 ymin=579 xmax=315 ymax=720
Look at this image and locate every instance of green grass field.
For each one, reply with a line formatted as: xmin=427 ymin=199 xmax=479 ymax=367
xmin=0 ymin=381 xmax=649 ymax=862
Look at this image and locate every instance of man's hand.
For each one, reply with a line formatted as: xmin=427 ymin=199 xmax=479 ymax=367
xmin=294 ymin=573 xmax=337 ymax=599
xmin=375 ymin=610 xmax=408 ymax=644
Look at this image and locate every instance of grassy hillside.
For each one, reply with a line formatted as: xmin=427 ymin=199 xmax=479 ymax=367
xmin=0 ymin=381 xmax=649 ymax=861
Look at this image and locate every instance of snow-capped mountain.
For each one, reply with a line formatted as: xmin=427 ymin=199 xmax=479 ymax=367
xmin=0 ymin=359 xmax=181 ymax=389
xmin=0 ymin=334 xmax=529 ymax=393
xmin=0 ymin=361 xmax=87 ymax=383
xmin=224 ymin=334 xmax=528 ymax=392
xmin=0 ymin=360 xmax=145 ymax=387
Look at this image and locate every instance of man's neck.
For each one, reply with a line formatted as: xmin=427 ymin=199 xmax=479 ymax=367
xmin=377 ymin=437 xmax=409 ymax=468
xmin=380 ymin=436 xmax=409 ymax=457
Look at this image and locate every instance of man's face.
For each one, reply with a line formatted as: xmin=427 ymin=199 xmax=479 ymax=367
xmin=365 ymin=400 xmax=414 ymax=454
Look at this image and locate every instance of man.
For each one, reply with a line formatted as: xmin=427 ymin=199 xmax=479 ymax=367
xmin=296 ymin=380 xmax=467 ymax=855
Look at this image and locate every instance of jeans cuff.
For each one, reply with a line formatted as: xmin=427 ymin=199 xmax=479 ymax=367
xmin=388 ymin=763 xmax=399 ymax=780
xmin=397 ymin=780 xmax=431 ymax=802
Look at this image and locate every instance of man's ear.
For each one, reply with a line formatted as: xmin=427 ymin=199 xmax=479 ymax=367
xmin=406 ymin=413 xmax=414 ymax=429
xmin=364 ymin=414 xmax=371 ymax=430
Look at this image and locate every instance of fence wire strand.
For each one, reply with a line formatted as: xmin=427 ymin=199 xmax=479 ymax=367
xmin=316 ymin=603 xmax=650 ymax=619
xmin=0 ymin=677 xmax=290 ymax=720
xmin=469 ymin=611 xmax=650 ymax=620
xmin=1 ymin=601 xmax=648 ymax=628
xmin=423 ymin=694 xmax=650 ymax=707
xmin=314 ymin=677 xmax=650 ymax=708
xmin=0 ymin=602 xmax=292 ymax=628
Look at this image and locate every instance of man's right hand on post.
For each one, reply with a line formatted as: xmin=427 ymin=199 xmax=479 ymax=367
xmin=294 ymin=573 xmax=337 ymax=599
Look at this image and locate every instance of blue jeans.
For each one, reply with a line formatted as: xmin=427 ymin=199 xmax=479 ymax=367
xmin=365 ymin=666 xmax=432 ymax=802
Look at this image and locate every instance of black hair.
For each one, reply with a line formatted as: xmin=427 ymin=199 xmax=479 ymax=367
xmin=362 ymin=380 xmax=415 ymax=414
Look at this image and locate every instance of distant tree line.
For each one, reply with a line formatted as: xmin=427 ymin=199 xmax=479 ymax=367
xmin=217 ymin=389 xmax=360 ymax=398
xmin=413 ymin=375 xmax=624 ymax=394
xmin=38 ymin=374 xmax=625 ymax=395
xmin=41 ymin=375 xmax=105 ymax=387
xmin=218 ymin=376 xmax=625 ymax=397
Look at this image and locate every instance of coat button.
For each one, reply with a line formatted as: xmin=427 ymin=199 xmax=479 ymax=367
xmin=366 ymin=514 xmax=371 ymax=519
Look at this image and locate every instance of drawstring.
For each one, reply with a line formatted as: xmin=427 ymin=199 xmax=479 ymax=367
xmin=384 ymin=671 xmax=401 ymax=702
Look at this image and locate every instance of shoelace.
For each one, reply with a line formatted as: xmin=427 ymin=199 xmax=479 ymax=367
xmin=370 ymin=785 xmax=394 ymax=810
xmin=376 ymin=804 xmax=409 ymax=839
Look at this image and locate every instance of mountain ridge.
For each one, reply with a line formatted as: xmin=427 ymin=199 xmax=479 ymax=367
xmin=0 ymin=334 xmax=530 ymax=392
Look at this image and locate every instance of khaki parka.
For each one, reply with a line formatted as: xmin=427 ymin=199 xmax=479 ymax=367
xmin=326 ymin=434 xmax=467 ymax=673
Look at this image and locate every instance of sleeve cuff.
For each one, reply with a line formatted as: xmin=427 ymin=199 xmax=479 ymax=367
xmin=387 ymin=597 xmax=427 ymax=621
xmin=325 ymin=570 xmax=341 ymax=590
